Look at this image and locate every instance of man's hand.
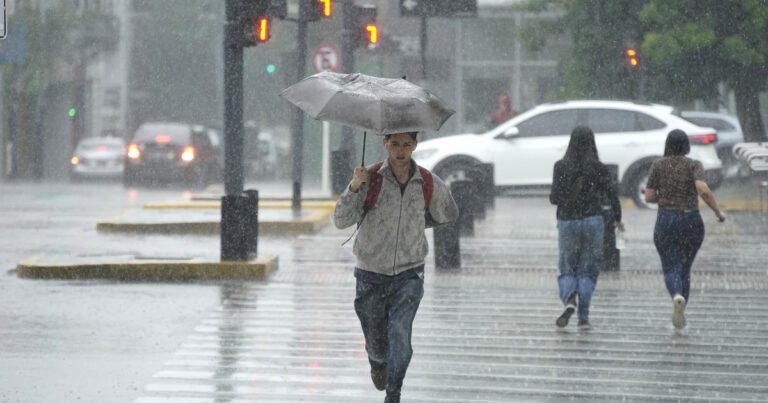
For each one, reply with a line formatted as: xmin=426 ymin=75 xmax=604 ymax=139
xmin=349 ymin=166 xmax=369 ymax=193
xmin=615 ymin=221 xmax=625 ymax=232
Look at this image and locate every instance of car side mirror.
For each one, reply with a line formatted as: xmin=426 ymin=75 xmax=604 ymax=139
xmin=498 ymin=126 xmax=519 ymax=139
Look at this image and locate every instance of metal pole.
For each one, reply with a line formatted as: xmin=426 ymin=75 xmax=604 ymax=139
xmin=291 ymin=14 xmax=308 ymax=213
xmin=221 ymin=0 xmax=246 ymax=261
xmin=328 ymin=0 xmax=355 ymax=194
xmin=420 ymin=14 xmax=427 ymax=81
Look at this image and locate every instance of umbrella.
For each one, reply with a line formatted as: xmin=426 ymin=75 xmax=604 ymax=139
xmin=280 ymin=71 xmax=455 ymax=164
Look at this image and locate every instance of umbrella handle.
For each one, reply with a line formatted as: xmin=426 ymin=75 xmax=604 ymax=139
xmin=361 ymin=131 xmax=366 ymax=166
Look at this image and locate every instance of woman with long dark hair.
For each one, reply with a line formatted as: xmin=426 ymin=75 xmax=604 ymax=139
xmin=550 ymin=126 xmax=622 ymax=330
xmin=645 ymin=129 xmax=725 ymax=330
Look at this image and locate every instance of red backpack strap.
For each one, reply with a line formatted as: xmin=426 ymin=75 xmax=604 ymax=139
xmin=418 ymin=165 xmax=433 ymax=209
xmin=364 ymin=161 xmax=385 ymax=212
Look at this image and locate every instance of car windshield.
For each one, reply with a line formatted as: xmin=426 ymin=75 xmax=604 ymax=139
xmin=78 ymin=140 xmax=125 ymax=152
xmin=132 ymin=125 xmax=191 ymax=144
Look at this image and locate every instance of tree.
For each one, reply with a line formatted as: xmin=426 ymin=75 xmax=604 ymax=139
xmin=521 ymin=0 xmax=767 ymax=141
xmin=639 ymin=0 xmax=768 ymax=141
xmin=519 ymin=0 xmax=649 ymax=100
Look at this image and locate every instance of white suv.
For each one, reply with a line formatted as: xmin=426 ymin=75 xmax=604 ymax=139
xmin=413 ymin=100 xmax=723 ymax=208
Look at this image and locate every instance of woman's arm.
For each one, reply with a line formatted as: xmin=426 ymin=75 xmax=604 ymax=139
xmin=695 ymin=180 xmax=726 ymax=222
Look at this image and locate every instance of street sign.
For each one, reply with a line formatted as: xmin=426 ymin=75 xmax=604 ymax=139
xmin=312 ymin=44 xmax=339 ymax=73
xmin=400 ymin=0 xmax=477 ymax=18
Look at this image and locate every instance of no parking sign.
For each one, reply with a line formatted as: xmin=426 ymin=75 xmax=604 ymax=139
xmin=312 ymin=44 xmax=339 ymax=73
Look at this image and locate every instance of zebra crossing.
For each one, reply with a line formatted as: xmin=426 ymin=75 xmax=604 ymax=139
xmin=135 ymin=283 xmax=768 ymax=402
xmin=135 ymin=198 xmax=768 ymax=402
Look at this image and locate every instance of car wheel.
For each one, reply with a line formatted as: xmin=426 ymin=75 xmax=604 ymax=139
xmin=630 ymin=169 xmax=657 ymax=210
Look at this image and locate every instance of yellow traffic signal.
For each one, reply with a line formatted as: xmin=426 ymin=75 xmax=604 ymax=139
xmin=319 ymin=0 xmax=332 ymax=17
xmin=366 ymin=24 xmax=378 ymax=45
xmin=626 ymin=48 xmax=638 ymax=68
xmin=256 ymin=17 xmax=270 ymax=43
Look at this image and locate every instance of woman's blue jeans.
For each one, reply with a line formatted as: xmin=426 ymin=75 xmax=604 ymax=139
xmin=653 ymin=210 xmax=704 ymax=301
xmin=557 ymin=214 xmax=603 ymax=321
xmin=354 ymin=270 xmax=424 ymax=395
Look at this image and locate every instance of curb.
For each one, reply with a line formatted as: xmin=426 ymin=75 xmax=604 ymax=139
xmin=96 ymin=209 xmax=332 ymax=235
xmin=143 ymin=200 xmax=337 ymax=211
xmin=17 ymin=255 xmax=279 ymax=281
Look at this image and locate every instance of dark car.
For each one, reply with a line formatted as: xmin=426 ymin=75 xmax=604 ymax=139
xmin=124 ymin=122 xmax=222 ymax=187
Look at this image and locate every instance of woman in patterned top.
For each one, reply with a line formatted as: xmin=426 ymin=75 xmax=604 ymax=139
xmin=645 ymin=129 xmax=726 ymax=330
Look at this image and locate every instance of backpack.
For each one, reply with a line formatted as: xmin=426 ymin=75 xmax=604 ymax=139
xmin=363 ymin=161 xmax=433 ymax=213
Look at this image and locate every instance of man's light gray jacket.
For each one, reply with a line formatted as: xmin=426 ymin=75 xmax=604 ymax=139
xmin=333 ymin=159 xmax=459 ymax=276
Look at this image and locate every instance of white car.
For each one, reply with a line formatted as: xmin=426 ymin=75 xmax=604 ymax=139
xmin=70 ymin=137 xmax=126 ymax=181
xmin=413 ymin=100 xmax=723 ymax=208
xmin=680 ymin=110 xmax=745 ymax=178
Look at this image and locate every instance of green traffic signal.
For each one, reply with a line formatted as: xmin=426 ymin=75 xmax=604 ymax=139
xmin=68 ymin=108 xmax=77 ymax=117
xmin=266 ymin=64 xmax=276 ymax=74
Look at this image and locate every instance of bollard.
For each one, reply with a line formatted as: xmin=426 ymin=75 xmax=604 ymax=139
xmin=602 ymin=164 xmax=620 ymax=271
xmin=477 ymin=163 xmax=496 ymax=209
xmin=243 ymin=189 xmax=259 ymax=260
xmin=433 ymin=220 xmax=461 ymax=270
xmin=221 ymin=190 xmax=259 ymax=261
xmin=451 ymin=180 xmax=476 ymax=236
xmin=602 ymin=207 xmax=620 ymax=271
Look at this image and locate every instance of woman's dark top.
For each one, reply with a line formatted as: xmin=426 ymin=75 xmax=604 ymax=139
xmin=646 ymin=156 xmax=703 ymax=211
xmin=549 ymin=159 xmax=622 ymax=222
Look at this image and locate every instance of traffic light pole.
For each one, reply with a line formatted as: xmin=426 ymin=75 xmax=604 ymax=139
xmin=331 ymin=1 xmax=356 ymax=194
xmin=221 ymin=0 xmax=249 ymax=261
xmin=291 ymin=17 xmax=308 ymax=213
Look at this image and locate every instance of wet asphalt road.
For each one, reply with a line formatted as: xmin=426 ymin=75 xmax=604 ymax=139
xmin=1 ymin=180 xmax=767 ymax=402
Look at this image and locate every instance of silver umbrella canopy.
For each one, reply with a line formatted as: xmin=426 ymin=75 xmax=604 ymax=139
xmin=280 ymin=71 xmax=455 ymax=134
xmin=280 ymin=72 xmax=455 ymax=164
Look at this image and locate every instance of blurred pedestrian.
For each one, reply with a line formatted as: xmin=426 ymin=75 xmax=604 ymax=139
xmin=488 ymin=93 xmax=517 ymax=128
xmin=333 ymin=131 xmax=458 ymax=403
xmin=549 ymin=126 xmax=623 ymax=330
xmin=645 ymin=129 xmax=726 ymax=330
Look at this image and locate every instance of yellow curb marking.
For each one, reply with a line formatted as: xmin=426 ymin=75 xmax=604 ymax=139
xmin=17 ymin=255 xmax=278 ymax=281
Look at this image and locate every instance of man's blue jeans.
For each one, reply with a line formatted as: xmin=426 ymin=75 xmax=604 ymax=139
xmin=557 ymin=214 xmax=604 ymax=321
xmin=354 ymin=268 xmax=424 ymax=395
xmin=653 ymin=210 xmax=704 ymax=301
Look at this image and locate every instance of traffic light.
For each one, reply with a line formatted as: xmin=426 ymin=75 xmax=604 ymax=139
xmin=625 ymin=48 xmax=639 ymax=69
xmin=352 ymin=5 xmax=377 ymax=47
xmin=237 ymin=0 xmax=286 ymax=47
xmin=301 ymin=0 xmax=332 ymax=22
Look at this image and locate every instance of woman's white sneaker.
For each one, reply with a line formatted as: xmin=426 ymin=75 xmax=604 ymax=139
xmin=672 ymin=294 xmax=687 ymax=329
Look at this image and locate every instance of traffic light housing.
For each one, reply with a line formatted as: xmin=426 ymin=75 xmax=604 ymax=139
xmin=236 ymin=0 xmax=286 ymax=47
xmin=301 ymin=0 xmax=332 ymax=22
xmin=352 ymin=5 xmax=377 ymax=47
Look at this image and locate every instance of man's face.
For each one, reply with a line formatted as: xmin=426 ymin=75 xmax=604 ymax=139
xmin=384 ymin=133 xmax=417 ymax=167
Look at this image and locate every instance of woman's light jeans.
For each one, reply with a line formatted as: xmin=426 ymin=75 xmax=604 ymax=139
xmin=557 ymin=214 xmax=604 ymax=321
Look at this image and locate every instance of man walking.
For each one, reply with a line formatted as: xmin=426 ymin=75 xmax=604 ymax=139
xmin=334 ymin=131 xmax=458 ymax=403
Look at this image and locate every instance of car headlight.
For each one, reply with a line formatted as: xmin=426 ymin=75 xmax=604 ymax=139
xmin=412 ymin=148 xmax=438 ymax=160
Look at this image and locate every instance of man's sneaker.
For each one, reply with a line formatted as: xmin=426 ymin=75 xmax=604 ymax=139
xmin=577 ymin=319 xmax=593 ymax=330
xmin=556 ymin=303 xmax=576 ymax=328
xmin=370 ymin=363 xmax=387 ymax=391
xmin=672 ymin=294 xmax=687 ymax=329
xmin=384 ymin=392 xmax=401 ymax=403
